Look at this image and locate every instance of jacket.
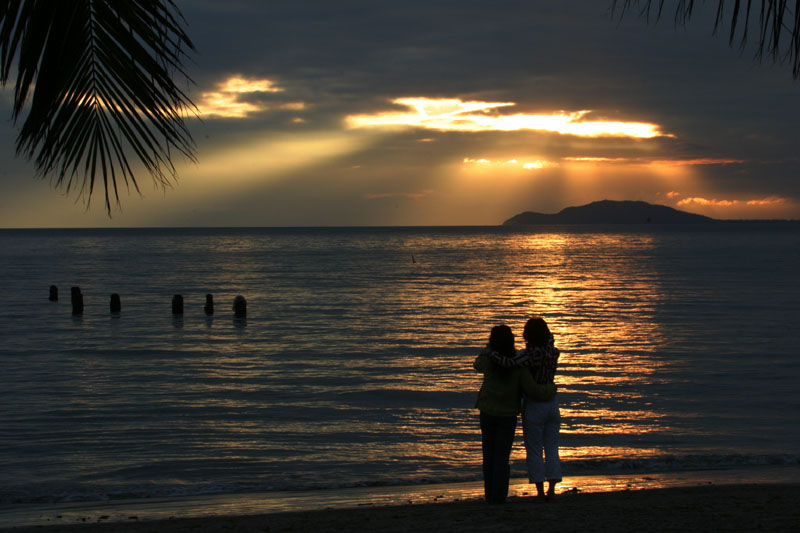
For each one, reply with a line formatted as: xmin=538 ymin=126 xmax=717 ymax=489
xmin=473 ymin=348 xmax=553 ymax=416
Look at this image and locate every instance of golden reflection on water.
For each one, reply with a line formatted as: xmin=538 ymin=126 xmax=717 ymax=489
xmin=503 ymin=232 xmax=676 ymax=462
xmin=385 ymin=230 xmax=679 ymax=464
xmin=348 ymin=230 xmax=682 ymax=468
xmin=140 ymin=229 xmax=682 ymax=478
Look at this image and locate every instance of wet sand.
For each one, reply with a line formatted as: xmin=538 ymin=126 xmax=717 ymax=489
xmin=4 ymin=483 xmax=799 ymax=532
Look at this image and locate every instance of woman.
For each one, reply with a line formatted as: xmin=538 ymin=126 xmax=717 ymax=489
xmin=492 ymin=317 xmax=562 ymax=500
xmin=473 ymin=324 xmax=549 ymax=504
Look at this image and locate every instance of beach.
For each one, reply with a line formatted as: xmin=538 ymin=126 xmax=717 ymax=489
xmin=3 ymin=483 xmax=799 ymax=532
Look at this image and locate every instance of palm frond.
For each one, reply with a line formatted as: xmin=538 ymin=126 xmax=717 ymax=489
xmin=613 ymin=0 xmax=800 ymax=79
xmin=0 ymin=0 xmax=196 ymax=214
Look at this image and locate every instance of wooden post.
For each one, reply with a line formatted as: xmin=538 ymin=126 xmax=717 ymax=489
xmin=172 ymin=294 xmax=184 ymax=315
xmin=110 ymin=293 xmax=121 ymax=314
xmin=71 ymin=286 xmax=83 ymax=315
xmin=233 ymin=295 xmax=246 ymax=318
xmin=49 ymin=285 xmax=58 ymax=301
xmin=204 ymin=294 xmax=214 ymax=316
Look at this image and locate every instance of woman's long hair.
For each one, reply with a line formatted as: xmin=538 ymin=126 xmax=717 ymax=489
xmin=488 ymin=324 xmax=516 ymax=377
xmin=523 ymin=316 xmax=550 ymax=347
xmin=489 ymin=324 xmax=516 ymax=357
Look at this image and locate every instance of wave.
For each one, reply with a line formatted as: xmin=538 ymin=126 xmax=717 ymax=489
xmin=3 ymin=453 xmax=798 ymax=506
xmin=557 ymin=453 xmax=800 ymax=475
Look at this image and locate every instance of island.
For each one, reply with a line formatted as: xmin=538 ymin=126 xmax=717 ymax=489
xmin=503 ymin=200 xmax=715 ymax=225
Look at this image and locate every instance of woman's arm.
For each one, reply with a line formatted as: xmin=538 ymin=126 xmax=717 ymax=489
xmin=520 ymin=368 xmax=557 ymax=401
xmin=490 ymin=348 xmax=531 ymax=368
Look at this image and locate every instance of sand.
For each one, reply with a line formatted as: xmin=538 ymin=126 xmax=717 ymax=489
xmin=3 ymin=483 xmax=799 ymax=533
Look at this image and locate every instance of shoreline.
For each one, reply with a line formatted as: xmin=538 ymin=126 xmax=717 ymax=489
xmin=2 ymin=466 xmax=798 ymax=531
xmin=2 ymin=482 xmax=799 ymax=532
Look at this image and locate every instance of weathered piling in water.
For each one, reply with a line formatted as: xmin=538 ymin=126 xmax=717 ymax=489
xmin=49 ymin=285 xmax=58 ymax=301
xmin=110 ymin=293 xmax=121 ymax=314
xmin=233 ymin=295 xmax=246 ymax=318
xmin=71 ymin=286 xmax=83 ymax=315
xmin=204 ymin=294 xmax=214 ymax=316
xmin=172 ymin=294 xmax=184 ymax=315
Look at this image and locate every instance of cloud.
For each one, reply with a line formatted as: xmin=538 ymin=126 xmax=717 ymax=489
xmin=218 ymin=77 xmax=283 ymax=94
xmin=649 ymin=158 xmax=746 ymax=166
xmin=563 ymin=157 xmax=745 ymax=166
xmin=746 ymin=197 xmax=788 ymax=206
xmin=672 ymin=195 xmax=797 ymax=219
xmin=461 ymin=156 xmax=741 ymax=171
xmin=196 ymin=76 xmax=305 ymax=118
xmin=677 ymin=196 xmax=787 ymax=207
xmin=463 ymin=157 xmax=556 ymax=170
xmin=363 ymin=189 xmax=434 ymax=200
xmin=346 ymin=98 xmax=667 ymax=138
xmin=677 ymin=197 xmax=737 ymax=207
xmin=562 ymin=157 xmax=632 ymax=163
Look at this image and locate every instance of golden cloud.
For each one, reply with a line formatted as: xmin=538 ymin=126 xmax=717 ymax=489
xmin=677 ymin=196 xmax=787 ymax=207
xmin=678 ymin=197 xmax=737 ymax=207
xmin=218 ymin=77 xmax=283 ymax=94
xmin=463 ymin=157 xmax=556 ymax=170
xmin=346 ymin=98 xmax=667 ymax=138
xmin=746 ymin=197 xmax=788 ymax=206
xmin=562 ymin=156 xmax=632 ymax=163
xmin=196 ymin=76 xmax=304 ymax=119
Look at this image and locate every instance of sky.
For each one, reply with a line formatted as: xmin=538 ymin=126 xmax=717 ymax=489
xmin=1 ymin=0 xmax=799 ymax=227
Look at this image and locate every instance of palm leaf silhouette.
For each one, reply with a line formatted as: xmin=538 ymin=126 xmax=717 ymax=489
xmin=0 ymin=0 xmax=196 ymax=213
xmin=613 ymin=1 xmax=800 ymax=79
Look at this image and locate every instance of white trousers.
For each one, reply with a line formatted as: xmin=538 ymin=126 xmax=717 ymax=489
xmin=522 ymin=397 xmax=562 ymax=483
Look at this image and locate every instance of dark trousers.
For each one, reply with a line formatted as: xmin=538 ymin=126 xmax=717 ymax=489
xmin=479 ymin=411 xmax=517 ymax=504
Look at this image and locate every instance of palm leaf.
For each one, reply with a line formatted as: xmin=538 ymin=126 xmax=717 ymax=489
xmin=0 ymin=0 xmax=196 ymax=214
xmin=613 ymin=0 xmax=800 ymax=79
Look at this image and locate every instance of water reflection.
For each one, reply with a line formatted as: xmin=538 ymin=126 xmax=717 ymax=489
xmin=337 ymin=229 xmax=678 ymax=469
xmin=7 ymin=227 xmax=795 ymax=502
xmin=483 ymin=232 xmax=673 ymax=462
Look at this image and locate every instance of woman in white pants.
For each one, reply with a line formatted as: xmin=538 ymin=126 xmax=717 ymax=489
xmin=522 ymin=388 xmax=561 ymax=498
xmin=520 ymin=317 xmax=561 ymax=499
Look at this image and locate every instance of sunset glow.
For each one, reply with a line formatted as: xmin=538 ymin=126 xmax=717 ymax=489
xmin=4 ymin=5 xmax=800 ymax=515
xmin=2 ymin=2 xmax=798 ymax=226
xmin=347 ymin=98 xmax=667 ymax=138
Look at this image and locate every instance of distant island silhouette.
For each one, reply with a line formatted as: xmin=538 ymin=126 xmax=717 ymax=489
xmin=503 ymin=200 xmax=715 ymax=225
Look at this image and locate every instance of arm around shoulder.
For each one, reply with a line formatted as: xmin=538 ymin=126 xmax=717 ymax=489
xmin=520 ymin=369 xmax=557 ymax=401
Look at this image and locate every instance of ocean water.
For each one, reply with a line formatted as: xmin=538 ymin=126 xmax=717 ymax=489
xmin=0 ymin=225 xmax=798 ymax=507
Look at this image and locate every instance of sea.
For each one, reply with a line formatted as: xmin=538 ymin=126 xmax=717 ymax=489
xmin=1 ymin=224 xmax=799 ymax=523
